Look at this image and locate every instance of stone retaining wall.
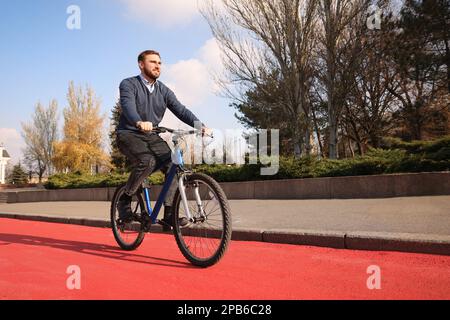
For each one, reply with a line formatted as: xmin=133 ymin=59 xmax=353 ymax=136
xmin=1 ymin=172 xmax=448 ymax=203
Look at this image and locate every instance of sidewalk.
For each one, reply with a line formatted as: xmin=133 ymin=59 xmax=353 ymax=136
xmin=1 ymin=196 xmax=449 ymax=255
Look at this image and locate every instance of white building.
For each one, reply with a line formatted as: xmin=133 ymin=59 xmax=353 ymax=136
xmin=0 ymin=144 xmax=11 ymax=184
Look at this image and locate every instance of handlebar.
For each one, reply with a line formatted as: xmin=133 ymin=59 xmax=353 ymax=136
xmin=137 ymin=125 xmax=213 ymax=138
xmin=152 ymin=126 xmax=197 ymax=135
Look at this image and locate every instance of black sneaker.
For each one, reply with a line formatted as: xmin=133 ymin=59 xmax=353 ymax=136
xmin=177 ymin=217 xmax=190 ymax=227
xmin=117 ymin=194 xmax=133 ymax=223
xmin=160 ymin=206 xmax=189 ymax=231
xmin=159 ymin=216 xmax=190 ymax=231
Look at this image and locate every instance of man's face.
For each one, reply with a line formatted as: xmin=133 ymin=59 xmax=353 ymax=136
xmin=139 ymin=54 xmax=161 ymax=80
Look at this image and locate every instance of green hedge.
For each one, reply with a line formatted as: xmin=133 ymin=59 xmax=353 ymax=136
xmin=45 ymin=171 xmax=164 ymax=190
xmin=195 ymin=136 xmax=450 ymax=181
xmin=45 ymin=136 xmax=450 ymax=189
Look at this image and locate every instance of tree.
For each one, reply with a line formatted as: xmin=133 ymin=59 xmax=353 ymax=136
xmin=52 ymin=82 xmax=110 ymax=173
xmin=314 ymin=0 xmax=373 ymax=158
xmin=399 ymin=0 xmax=449 ymax=92
xmin=4 ymin=162 xmax=14 ymax=183
xmin=201 ymin=0 xmax=319 ymax=158
xmin=420 ymin=93 xmax=450 ymax=138
xmin=8 ymin=162 xmax=28 ymax=185
xmin=21 ymin=100 xmax=59 ymax=182
xmin=109 ymin=100 xmax=130 ymax=172
xmin=342 ymin=9 xmax=398 ymax=154
xmin=229 ymin=69 xmax=297 ymax=155
xmin=202 ymin=0 xmax=449 ymax=160
xmin=388 ymin=0 xmax=450 ymax=141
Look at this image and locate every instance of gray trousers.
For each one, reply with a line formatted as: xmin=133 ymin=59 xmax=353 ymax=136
xmin=116 ymin=130 xmax=177 ymax=207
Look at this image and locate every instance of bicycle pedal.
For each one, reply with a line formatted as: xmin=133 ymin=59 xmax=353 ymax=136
xmin=157 ymin=219 xmax=173 ymax=232
xmin=157 ymin=219 xmax=171 ymax=227
xmin=118 ymin=217 xmax=133 ymax=224
xmin=141 ymin=222 xmax=151 ymax=232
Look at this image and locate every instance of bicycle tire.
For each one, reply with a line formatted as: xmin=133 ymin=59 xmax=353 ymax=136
xmin=172 ymin=173 xmax=232 ymax=267
xmin=111 ymin=185 xmax=146 ymax=251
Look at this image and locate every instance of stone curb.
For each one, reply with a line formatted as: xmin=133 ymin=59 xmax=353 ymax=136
xmin=262 ymin=229 xmax=346 ymax=248
xmin=1 ymin=212 xmax=449 ymax=256
xmin=345 ymin=231 xmax=450 ymax=256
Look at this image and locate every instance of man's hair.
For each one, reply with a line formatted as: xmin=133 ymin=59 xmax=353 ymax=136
xmin=138 ymin=50 xmax=161 ymax=62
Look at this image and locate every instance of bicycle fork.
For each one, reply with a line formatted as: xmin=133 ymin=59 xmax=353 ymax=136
xmin=178 ymin=175 xmax=206 ymax=222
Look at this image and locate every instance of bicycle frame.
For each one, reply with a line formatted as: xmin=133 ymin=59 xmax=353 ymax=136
xmin=141 ymin=142 xmax=195 ymax=224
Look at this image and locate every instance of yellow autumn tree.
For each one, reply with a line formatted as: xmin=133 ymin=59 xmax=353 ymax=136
xmin=52 ymin=81 xmax=111 ymax=173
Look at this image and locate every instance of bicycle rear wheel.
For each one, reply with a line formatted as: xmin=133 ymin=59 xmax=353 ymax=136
xmin=111 ymin=185 xmax=146 ymax=251
xmin=172 ymin=173 xmax=232 ymax=267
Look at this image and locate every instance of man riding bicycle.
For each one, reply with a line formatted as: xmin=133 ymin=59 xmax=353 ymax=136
xmin=116 ymin=50 xmax=212 ymax=231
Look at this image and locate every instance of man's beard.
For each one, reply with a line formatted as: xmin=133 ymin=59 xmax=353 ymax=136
xmin=143 ymin=68 xmax=159 ymax=81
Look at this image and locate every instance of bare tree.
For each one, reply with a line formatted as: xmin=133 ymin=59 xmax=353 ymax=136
xmin=314 ymin=0 xmax=372 ymax=158
xmin=342 ymin=6 xmax=399 ymax=154
xmin=201 ymin=0 xmax=319 ymax=158
xmin=21 ymin=100 xmax=59 ymax=182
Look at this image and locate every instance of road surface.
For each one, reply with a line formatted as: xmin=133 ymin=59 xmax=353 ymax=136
xmin=0 ymin=218 xmax=449 ymax=299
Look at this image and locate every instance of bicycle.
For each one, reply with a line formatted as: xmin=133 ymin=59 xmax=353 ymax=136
xmin=110 ymin=126 xmax=232 ymax=267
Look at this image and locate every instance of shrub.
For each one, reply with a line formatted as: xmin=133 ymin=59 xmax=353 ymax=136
xmin=45 ymin=136 xmax=450 ymax=189
xmin=45 ymin=171 xmax=165 ymax=189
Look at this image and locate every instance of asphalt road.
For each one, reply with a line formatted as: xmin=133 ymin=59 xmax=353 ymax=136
xmin=1 ymin=218 xmax=449 ymax=300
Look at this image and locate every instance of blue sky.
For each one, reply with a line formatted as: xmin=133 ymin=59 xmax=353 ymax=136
xmin=0 ymin=0 xmax=243 ymax=164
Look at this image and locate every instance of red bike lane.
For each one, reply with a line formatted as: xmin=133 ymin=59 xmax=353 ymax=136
xmin=0 ymin=217 xmax=449 ymax=300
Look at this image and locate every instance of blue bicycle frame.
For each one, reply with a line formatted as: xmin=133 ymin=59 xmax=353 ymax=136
xmin=142 ymin=147 xmax=184 ymax=224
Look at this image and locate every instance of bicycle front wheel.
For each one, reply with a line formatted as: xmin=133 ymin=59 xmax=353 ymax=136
xmin=172 ymin=173 xmax=232 ymax=267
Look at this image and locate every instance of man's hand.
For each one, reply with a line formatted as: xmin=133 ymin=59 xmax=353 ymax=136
xmin=202 ymin=127 xmax=213 ymax=137
xmin=136 ymin=121 xmax=153 ymax=132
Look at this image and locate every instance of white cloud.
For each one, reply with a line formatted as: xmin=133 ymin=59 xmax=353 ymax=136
xmin=163 ymin=59 xmax=210 ymax=107
xmin=160 ymin=59 xmax=209 ymax=132
xmin=162 ymin=38 xmax=224 ymax=106
xmin=198 ymin=38 xmax=222 ymax=70
xmin=197 ymin=37 xmax=224 ymax=94
xmin=0 ymin=128 xmax=25 ymax=164
xmin=120 ymin=0 xmax=200 ymax=28
xmin=159 ymin=38 xmax=225 ymax=128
